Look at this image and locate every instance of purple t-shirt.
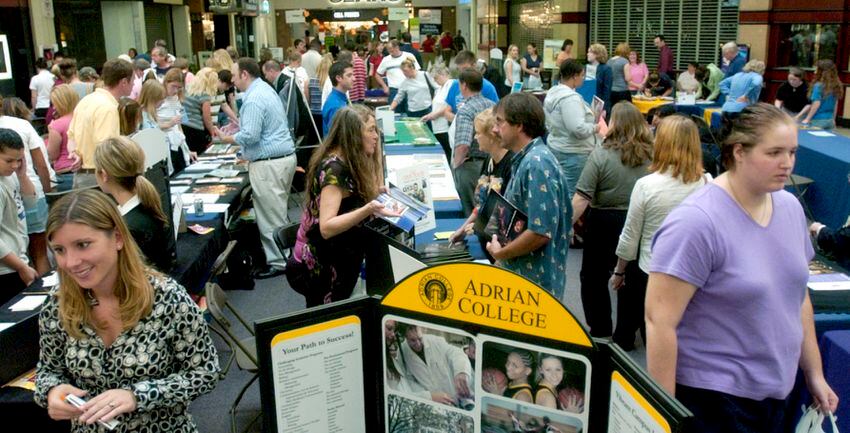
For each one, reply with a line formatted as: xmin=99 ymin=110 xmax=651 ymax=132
xmin=650 ymin=183 xmax=813 ymax=400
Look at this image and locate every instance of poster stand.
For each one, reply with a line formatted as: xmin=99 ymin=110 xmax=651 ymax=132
xmin=256 ymin=263 xmax=692 ymax=433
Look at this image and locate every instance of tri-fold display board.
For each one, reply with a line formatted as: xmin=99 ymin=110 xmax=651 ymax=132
xmin=256 ymin=263 xmax=692 ymax=432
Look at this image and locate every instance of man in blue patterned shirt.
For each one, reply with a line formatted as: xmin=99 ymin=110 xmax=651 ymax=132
xmin=219 ymin=58 xmax=296 ymax=279
xmin=487 ymin=93 xmax=571 ymax=299
xmin=452 ymin=69 xmax=495 ymax=217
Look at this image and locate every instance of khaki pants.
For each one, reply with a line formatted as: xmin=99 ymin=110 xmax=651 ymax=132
xmin=248 ymin=154 xmax=296 ymax=270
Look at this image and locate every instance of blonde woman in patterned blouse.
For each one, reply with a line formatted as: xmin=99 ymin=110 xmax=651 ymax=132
xmin=35 ymin=189 xmax=220 ymax=432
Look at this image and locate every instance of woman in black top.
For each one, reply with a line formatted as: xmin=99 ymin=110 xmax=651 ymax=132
xmin=450 ymin=108 xmax=513 ymax=262
xmin=94 ymin=136 xmax=177 ymax=272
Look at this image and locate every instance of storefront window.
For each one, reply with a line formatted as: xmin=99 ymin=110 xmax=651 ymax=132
xmin=777 ymin=24 xmax=839 ymax=69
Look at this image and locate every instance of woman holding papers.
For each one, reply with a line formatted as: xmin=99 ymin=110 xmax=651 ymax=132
xmin=93 ymin=136 xmax=176 ymax=272
xmin=288 ymin=105 xmax=398 ymax=306
xmin=646 ymin=104 xmax=838 ymax=431
xmin=35 ymin=189 xmax=219 ymax=432
xmin=571 ymin=102 xmax=652 ymax=341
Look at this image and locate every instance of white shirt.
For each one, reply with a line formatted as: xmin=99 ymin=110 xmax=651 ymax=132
xmin=0 ymin=116 xmax=54 ymax=197
xmin=283 ymin=66 xmax=309 ymax=94
xmin=677 ymin=71 xmax=701 ymax=93
xmin=399 ymin=333 xmax=472 ymax=398
xmin=377 ymin=52 xmax=419 ymax=89
xmin=118 ymin=195 xmax=141 ymax=216
xmin=431 ymin=79 xmax=455 ymax=134
xmin=503 ymin=58 xmax=521 ymax=87
xmin=616 ymin=171 xmax=710 ymax=272
xmin=301 ymin=49 xmax=322 ymax=79
xmin=29 ymin=70 xmax=55 ymax=109
xmin=394 ymin=71 xmax=433 ymax=113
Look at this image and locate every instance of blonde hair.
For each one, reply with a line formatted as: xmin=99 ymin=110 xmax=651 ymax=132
xmin=207 ymin=49 xmax=234 ymax=72
xmin=614 ymin=43 xmax=631 ymax=58
xmin=317 ymin=53 xmax=334 ymax=86
xmin=162 ymin=68 xmax=184 ymax=101
xmin=400 ymin=58 xmax=417 ymax=70
xmin=93 ymin=136 xmax=168 ymax=225
xmin=50 ymin=84 xmax=79 ymax=117
xmin=118 ymin=98 xmax=141 ymax=136
xmin=287 ymin=48 xmax=302 ymax=64
xmin=138 ymin=80 xmax=166 ymax=123
xmin=47 ymin=189 xmax=156 ymax=340
xmin=743 ymin=59 xmax=765 ymax=74
xmin=650 ymin=116 xmax=703 ymax=183
xmin=473 ymin=108 xmax=498 ymax=143
xmin=603 ymin=102 xmax=653 ymax=167
xmin=187 ymin=67 xmax=219 ymax=97
xmin=507 ymin=44 xmax=519 ymax=59
xmin=589 ymin=43 xmax=609 ymax=63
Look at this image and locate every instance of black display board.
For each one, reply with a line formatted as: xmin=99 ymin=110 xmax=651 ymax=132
xmin=256 ymin=263 xmax=692 ymax=433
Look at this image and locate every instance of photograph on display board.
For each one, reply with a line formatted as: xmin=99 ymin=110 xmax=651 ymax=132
xmin=481 ymin=397 xmax=583 ymax=433
xmin=387 ymin=394 xmax=474 ymax=433
xmin=479 ymin=339 xmax=589 ymax=418
xmin=383 ymin=316 xmax=476 ymax=411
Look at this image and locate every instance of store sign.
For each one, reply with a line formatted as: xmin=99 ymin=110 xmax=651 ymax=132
xmin=417 ymin=9 xmax=441 ymax=24
xmin=388 ymin=7 xmax=409 ymax=21
xmin=285 ymin=9 xmax=304 ymax=23
xmin=333 ymin=11 xmax=361 ymax=18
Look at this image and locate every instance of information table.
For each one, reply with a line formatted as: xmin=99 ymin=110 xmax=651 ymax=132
xmin=794 ymin=129 xmax=850 ymax=229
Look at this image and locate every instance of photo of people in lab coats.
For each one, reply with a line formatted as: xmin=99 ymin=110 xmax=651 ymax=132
xmin=384 ymin=316 xmax=476 ymax=410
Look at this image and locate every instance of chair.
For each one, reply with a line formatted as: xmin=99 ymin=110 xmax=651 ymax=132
xmin=204 ymin=241 xmax=261 ymax=433
xmin=273 ymin=222 xmax=301 ymax=258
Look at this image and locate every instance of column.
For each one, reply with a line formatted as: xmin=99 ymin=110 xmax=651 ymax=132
xmin=28 ymin=0 xmax=57 ymax=56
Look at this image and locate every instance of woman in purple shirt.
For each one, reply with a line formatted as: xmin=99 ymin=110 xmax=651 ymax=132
xmin=646 ymin=103 xmax=838 ymax=432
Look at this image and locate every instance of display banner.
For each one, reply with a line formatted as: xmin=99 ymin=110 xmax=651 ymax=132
xmin=255 ymin=263 xmax=693 ymax=433
xmin=388 ymin=7 xmax=409 ymax=21
xmin=285 ymin=9 xmax=305 ymax=23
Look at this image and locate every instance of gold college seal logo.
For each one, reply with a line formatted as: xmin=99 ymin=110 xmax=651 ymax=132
xmin=418 ymin=273 xmax=453 ymax=310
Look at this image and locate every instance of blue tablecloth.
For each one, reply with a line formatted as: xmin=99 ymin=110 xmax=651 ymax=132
xmin=795 ymin=131 xmax=850 ymax=228
xmin=384 ymin=143 xmax=445 ymax=155
xmin=415 ymin=218 xmax=486 ymax=261
xmin=788 ymin=330 xmax=850 ymax=431
xmin=578 ymin=78 xmax=596 ymax=104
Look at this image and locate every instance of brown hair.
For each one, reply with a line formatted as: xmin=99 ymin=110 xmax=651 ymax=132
xmin=118 ymin=98 xmax=141 ymax=135
xmin=50 ymin=84 xmax=80 ymax=117
xmin=809 ymin=59 xmax=843 ymax=101
xmin=93 ymin=136 xmax=168 ymax=225
xmin=305 ymin=105 xmax=383 ymax=204
xmin=650 ymin=116 xmax=703 ymax=183
xmin=101 ymin=58 xmax=134 ymax=87
xmin=162 ymin=68 xmax=185 ymax=101
xmin=57 ymin=58 xmax=78 ymax=82
xmin=47 ymin=189 xmax=156 ymax=340
xmin=720 ymin=103 xmax=795 ymax=170
xmin=602 ymin=101 xmax=653 ymax=167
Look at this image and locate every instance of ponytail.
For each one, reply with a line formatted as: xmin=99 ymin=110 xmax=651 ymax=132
xmin=135 ymin=175 xmax=168 ymax=225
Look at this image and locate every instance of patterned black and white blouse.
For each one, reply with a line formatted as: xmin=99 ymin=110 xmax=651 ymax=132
xmin=34 ymin=274 xmax=221 ymax=432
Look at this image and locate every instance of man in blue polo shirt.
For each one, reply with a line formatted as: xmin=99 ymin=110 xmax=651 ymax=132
xmin=322 ymin=61 xmax=353 ymax=136
xmin=218 ymin=58 xmax=296 ymax=279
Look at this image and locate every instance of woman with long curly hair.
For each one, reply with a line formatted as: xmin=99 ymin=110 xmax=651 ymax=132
xmin=801 ymin=59 xmax=843 ymax=129
xmin=287 ymin=105 xmax=398 ymax=306
xmin=572 ymin=101 xmax=653 ymax=340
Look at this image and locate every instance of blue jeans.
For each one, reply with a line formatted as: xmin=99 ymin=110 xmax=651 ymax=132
xmin=810 ymin=118 xmax=835 ymax=130
xmin=549 ymin=148 xmax=589 ymax=202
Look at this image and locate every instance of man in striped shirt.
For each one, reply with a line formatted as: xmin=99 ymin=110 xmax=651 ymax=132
xmin=218 ymin=58 xmax=296 ymax=279
xmin=345 ymin=41 xmax=367 ymax=103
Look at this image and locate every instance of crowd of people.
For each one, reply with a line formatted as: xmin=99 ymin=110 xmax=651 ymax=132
xmin=0 ymin=27 xmax=842 ymax=431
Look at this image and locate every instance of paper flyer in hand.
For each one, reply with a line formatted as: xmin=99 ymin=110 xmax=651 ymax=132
xmin=376 ymin=184 xmax=432 ymax=233
xmin=395 ymin=165 xmax=437 ymax=232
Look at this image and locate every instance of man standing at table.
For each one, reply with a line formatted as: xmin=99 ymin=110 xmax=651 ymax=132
xmin=487 ymin=93 xmax=570 ymax=299
xmin=377 ymin=40 xmax=419 ymax=113
xmin=218 ymin=58 xmax=296 ymax=280
xmin=453 ymin=69 xmax=495 ymax=217
xmin=654 ymin=35 xmax=674 ymax=81
xmin=722 ymin=42 xmax=746 ymax=78
xmin=323 ymin=61 xmax=353 ymax=136
xmin=263 ymin=60 xmax=287 ymax=94
xmin=302 ymin=39 xmax=323 ymax=80
xmin=68 ymin=58 xmax=134 ymax=188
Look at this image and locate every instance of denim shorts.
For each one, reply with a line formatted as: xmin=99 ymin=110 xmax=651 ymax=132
xmin=26 ymin=196 xmax=49 ymax=234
